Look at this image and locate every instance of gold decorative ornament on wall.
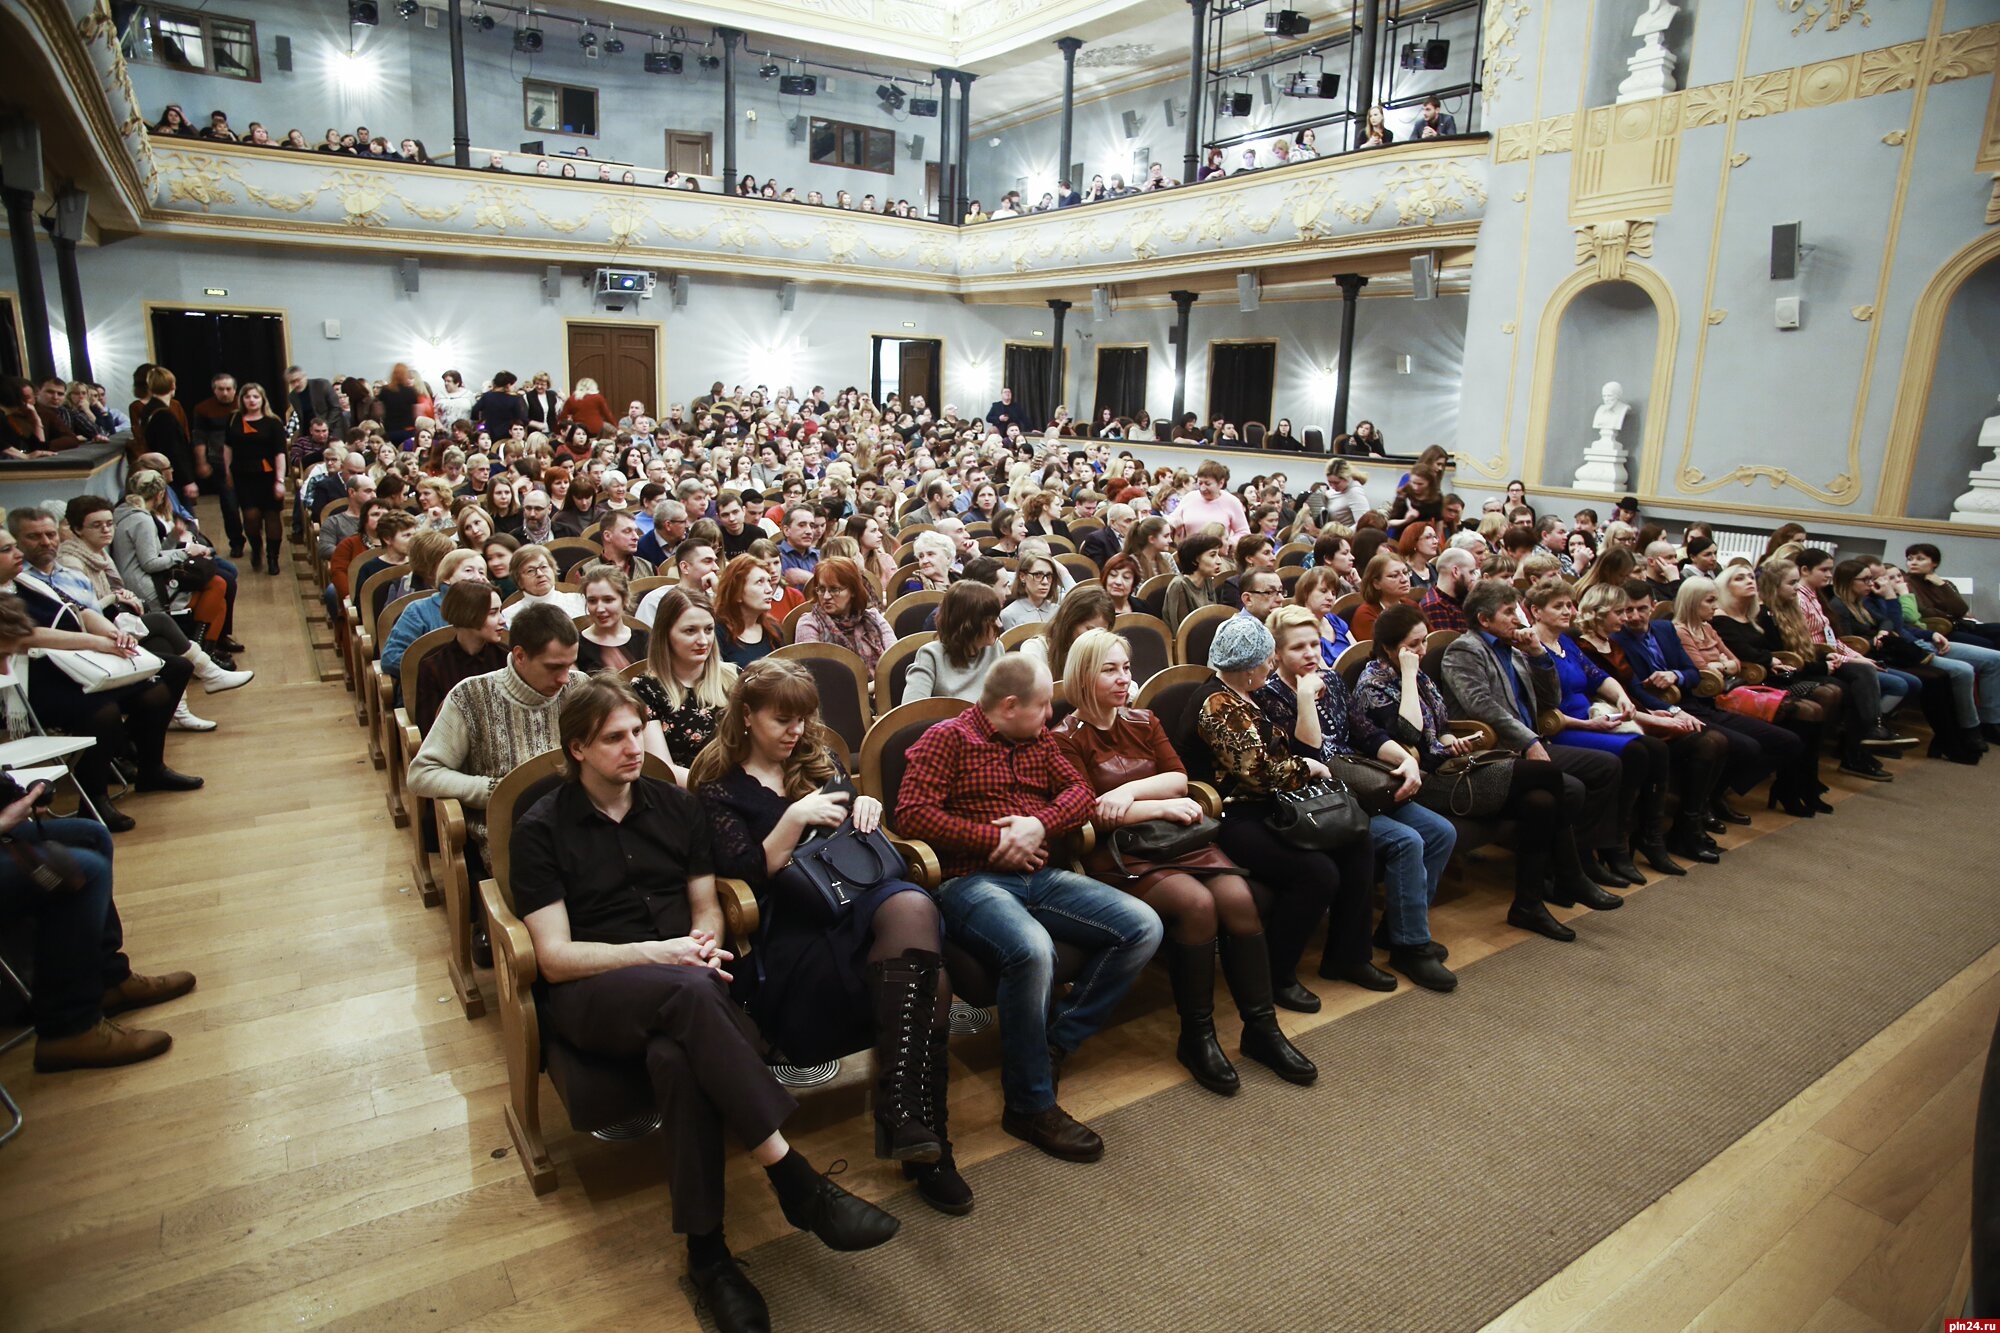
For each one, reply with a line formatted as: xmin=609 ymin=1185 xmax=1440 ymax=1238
xmin=1777 ymin=0 xmax=1871 ymax=36
xmin=1730 ymin=153 xmax=1751 ymax=167
xmin=1850 ymin=304 xmax=1875 ymax=320
xmin=1573 ymin=218 xmax=1657 ymax=281
xmin=1881 ymin=129 xmax=1907 ymax=145
xmin=1501 ymin=320 xmax=1517 ymax=334
xmin=1988 ymin=177 xmax=2000 ymax=226
xmin=1706 ymin=309 xmax=1728 ymax=324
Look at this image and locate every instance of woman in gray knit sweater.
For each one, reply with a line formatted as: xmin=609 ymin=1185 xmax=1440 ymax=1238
xmin=903 ymin=580 xmax=1004 ymax=704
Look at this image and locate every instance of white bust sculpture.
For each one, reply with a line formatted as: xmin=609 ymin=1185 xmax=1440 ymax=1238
xmin=1949 ymin=394 xmax=2000 ymax=526
xmin=1593 ymin=382 xmax=1631 ymax=440
xmin=1632 ymin=0 xmax=1679 ymax=47
xmin=1618 ymin=0 xmax=1681 ymax=102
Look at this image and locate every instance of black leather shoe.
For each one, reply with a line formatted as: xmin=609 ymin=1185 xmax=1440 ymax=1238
xmin=1838 ymin=760 xmax=1893 ymax=782
xmin=135 ymin=767 xmax=204 ymax=793
xmin=689 ymin=1257 xmax=771 ymax=1333
xmin=1583 ymin=851 xmax=1634 ymax=888
xmin=1710 ymin=797 xmax=1752 ymax=826
xmin=1666 ymin=834 xmax=1721 ymax=864
xmin=1390 ymin=947 xmax=1458 ymax=993
xmin=471 ymin=919 xmax=493 ymax=969
xmin=1703 ymin=813 xmax=1729 ymax=834
xmin=1176 ymin=1021 xmax=1240 ymax=1097
xmin=219 ymin=636 xmax=246 ymax=654
xmin=779 ymin=1168 xmax=901 ymax=1250
xmin=1549 ymin=880 xmax=1624 ymax=910
xmin=1374 ymin=921 xmax=1447 ymax=959
xmin=904 ymin=1155 xmax=975 ymax=1216
xmin=1272 ymin=980 xmax=1321 ymax=1013
xmin=1862 ymin=723 xmax=1918 ymax=749
xmin=1508 ymin=901 xmax=1577 ymax=942
xmin=1240 ymin=1019 xmax=1319 ymax=1084
xmin=1001 ymin=1104 xmax=1104 ymax=1163
xmin=1634 ymin=839 xmax=1686 ymax=877
xmin=1604 ymin=849 xmax=1650 ymax=884
xmin=1333 ymin=962 xmax=1397 ymax=992
xmin=95 ymin=804 xmax=135 ymax=833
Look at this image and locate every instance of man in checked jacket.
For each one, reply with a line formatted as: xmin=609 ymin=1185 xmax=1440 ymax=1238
xmin=897 ymin=654 xmax=1162 ymax=1165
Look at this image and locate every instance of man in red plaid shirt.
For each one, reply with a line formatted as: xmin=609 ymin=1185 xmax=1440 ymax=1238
xmin=897 ymin=655 xmax=1162 ymax=1164
xmin=1417 ymin=547 xmax=1479 ymax=633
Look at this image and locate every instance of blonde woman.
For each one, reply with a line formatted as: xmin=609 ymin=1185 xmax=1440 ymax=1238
xmin=630 ymin=587 xmax=738 ymax=781
xmin=562 ymin=376 xmax=614 ymax=437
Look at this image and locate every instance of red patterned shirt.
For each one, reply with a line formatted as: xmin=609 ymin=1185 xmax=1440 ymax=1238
xmin=1418 ymin=584 xmax=1469 ymax=633
xmin=895 ymin=704 xmax=1096 ymax=880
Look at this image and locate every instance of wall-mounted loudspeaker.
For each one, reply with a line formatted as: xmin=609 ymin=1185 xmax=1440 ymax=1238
xmin=1770 ymin=221 xmax=1801 ymax=281
xmin=1091 ymin=286 xmax=1111 ymax=322
xmin=1410 ymin=252 xmax=1436 ymax=301
xmin=907 ymin=134 xmax=924 ymax=159
xmin=51 ymin=189 xmax=88 ymax=243
xmin=788 ymin=115 xmax=808 ymax=142
xmin=670 ymin=275 xmax=689 ymax=308
xmin=1219 ymin=92 xmax=1252 ymax=117
xmin=542 ymin=265 xmax=561 ymax=300
xmin=274 ymin=35 xmax=292 ymax=72
xmin=779 ymin=282 xmax=798 ymax=312
xmin=399 ymin=257 xmax=420 ymax=294
xmin=909 ymin=97 xmax=939 ymax=117
xmin=1237 ymin=271 xmax=1259 ymax=312
xmin=1122 ymin=109 xmax=1141 ymax=139
xmin=1162 ymin=98 xmax=1179 ymax=126
xmin=0 ymin=120 xmax=42 ymax=194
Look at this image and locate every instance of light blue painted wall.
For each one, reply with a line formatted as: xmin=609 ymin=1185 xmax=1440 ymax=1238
xmin=1546 ymin=280 xmax=1659 ymax=483
xmin=125 ymin=0 xmax=940 ymax=205
xmin=1911 ymin=257 xmax=2000 ymax=523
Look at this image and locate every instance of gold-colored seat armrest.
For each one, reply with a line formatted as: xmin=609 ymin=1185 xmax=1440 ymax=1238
xmin=1738 ymin=662 xmax=1767 ymax=687
xmin=1695 ymin=669 xmax=1726 ymax=698
xmin=718 ymin=878 xmax=760 ymax=953
xmin=439 ymin=799 xmax=467 ymax=852
xmin=886 ymin=835 xmax=941 ymax=889
xmin=1771 ymin=651 xmax=1803 ymax=671
xmin=481 ymin=878 xmax=540 ymax=988
xmin=1189 ymin=780 xmax=1223 ymax=818
xmin=1445 ymin=720 xmax=1496 ymax=750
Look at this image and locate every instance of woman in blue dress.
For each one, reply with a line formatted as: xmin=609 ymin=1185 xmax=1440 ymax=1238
xmin=1522 ymin=576 xmax=1685 ymax=884
xmin=1293 ymin=565 xmax=1353 ymax=668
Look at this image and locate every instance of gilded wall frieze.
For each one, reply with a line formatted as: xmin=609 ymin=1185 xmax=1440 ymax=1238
xmin=1777 ymin=0 xmax=1871 ymax=38
xmin=1681 ymin=84 xmax=1735 ymax=128
xmin=1858 ymin=41 xmax=1926 ymax=96
xmin=1480 ymin=0 xmax=1533 ymax=105
xmin=1988 ymin=178 xmax=2000 ymax=225
xmin=1737 ymin=69 xmax=1797 ymax=118
xmin=1932 ymin=25 xmax=1999 ymax=83
xmin=1574 ymin=218 xmax=1657 ymax=280
xmin=1679 ymin=463 xmax=1861 ymax=504
xmin=1493 ymin=125 xmax=1535 ymax=163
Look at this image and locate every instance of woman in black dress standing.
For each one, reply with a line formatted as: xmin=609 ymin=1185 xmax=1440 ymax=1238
xmin=226 ymin=381 xmax=287 ymax=573
xmin=690 ymin=659 xmax=971 ymax=1218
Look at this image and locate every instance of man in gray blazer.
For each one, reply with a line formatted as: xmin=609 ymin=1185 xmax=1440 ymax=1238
xmin=1438 ymin=580 xmax=1628 ymax=892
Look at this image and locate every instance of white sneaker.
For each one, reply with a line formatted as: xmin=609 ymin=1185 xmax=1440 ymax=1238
xmin=171 ymin=701 xmax=218 ymax=732
xmin=200 ymin=666 xmax=254 ymax=694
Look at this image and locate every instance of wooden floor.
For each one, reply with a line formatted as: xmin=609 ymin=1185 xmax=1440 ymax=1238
xmin=0 ymin=531 xmax=1980 ymax=1331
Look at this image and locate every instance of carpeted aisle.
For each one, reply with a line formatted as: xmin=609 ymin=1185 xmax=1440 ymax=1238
xmin=734 ymin=757 xmax=2000 ymax=1331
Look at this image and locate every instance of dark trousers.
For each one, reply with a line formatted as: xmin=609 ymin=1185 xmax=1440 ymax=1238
xmin=1218 ymin=804 xmax=1372 ymax=980
xmin=139 ymin=611 xmax=190 ymax=659
xmin=1545 ymin=744 xmax=1621 ymax=848
xmin=1698 ymin=704 xmax=1795 ymax=794
xmin=195 ymin=437 xmax=246 ymax=552
xmin=33 ymin=655 xmax=194 ymax=801
xmin=543 ymin=964 xmax=796 ymax=1235
xmin=1830 ymin=660 xmax=1882 ymax=764
xmin=1664 ymin=727 xmax=1730 ymax=826
xmin=0 ymin=818 xmax=125 ymax=1038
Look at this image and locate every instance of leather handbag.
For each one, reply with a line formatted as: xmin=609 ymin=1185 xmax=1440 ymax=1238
xmin=774 ymin=776 xmax=909 ymax=924
xmin=1107 ymin=815 xmax=1223 ymax=878
xmin=1324 ymin=754 xmax=1403 ymax=814
xmin=1265 ymin=778 xmax=1370 ymax=851
xmin=1417 ymin=750 xmax=1515 ymax=819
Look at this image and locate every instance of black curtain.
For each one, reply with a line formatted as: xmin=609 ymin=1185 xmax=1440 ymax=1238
xmin=1093 ymin=347 xmax=1148 ymax=425
xmin=149 ymin=309 xmax=286 ymax=411
xmin=1206 ymin=341 xmax=1276 ymax=432
xmin=0 ymin=299 xmax=19 ymax=379
xmin=1003 ymin=344 xmax=1054 ymax=433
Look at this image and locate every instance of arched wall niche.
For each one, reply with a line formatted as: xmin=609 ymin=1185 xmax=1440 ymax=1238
xmin=1878 ymin=231 xmax=2000 ymax=520
xmin=1522 ymin=265 xmax=1679 ymax=495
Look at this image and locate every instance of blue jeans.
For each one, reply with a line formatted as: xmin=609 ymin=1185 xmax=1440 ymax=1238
xmin=1874 ymin=666 xmax=1914 ymax=714
xmin=939 ymin=866 xmax=1162 ymax=1114
xmin=1372 ymin=803 xmax=1457 ymax=949
xmin=1934 ymin=640 xmax=2000 ymax=725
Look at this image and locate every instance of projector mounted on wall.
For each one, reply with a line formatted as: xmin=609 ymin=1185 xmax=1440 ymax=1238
xmin=594 ymin=268 xmax=656 ymax=309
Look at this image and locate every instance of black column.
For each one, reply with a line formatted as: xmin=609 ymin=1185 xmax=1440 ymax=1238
xmin=49 ymin=232 xmax=89 ymax=382
xmin=1330 ymin=273 xmax=1368 ymax=438
xmin=1047 ymin=299 xmax=1071 ymax=419
xmin=719 ymin=28 xmax=740 ymax=194
xmin=934 ymin=68 xmax=956 ymax=222
xmin=1055 ymin=38 xmax=1082 ymax=191
xmin=1169 ymin=289 xmax=1197 ymax=423
xmin=955 ymin=73 xmax=976 ymax=220
xmin=1352 ymin=0 xmax=1382 ymax=152
xmin=447 ymin=0 xmax=471 ymax=167
xmin=3 ymin=187 xmax=53 ymax=383
xmin=1182 ymin=0 xmax=1208 ymax=184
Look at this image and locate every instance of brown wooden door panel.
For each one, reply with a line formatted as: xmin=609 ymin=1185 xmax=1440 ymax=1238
xmin=566 ymin=323 xmax=658 ymax=416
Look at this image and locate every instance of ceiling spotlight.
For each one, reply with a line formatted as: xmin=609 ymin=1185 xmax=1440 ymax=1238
xmin=698 ymin=52 xmax=720 ymax=70
xmin=645 ymin=50 xmax=683 ymax=73
xmin=759 ymin=62 xmax=782 ymax=78
xmin=395 ymin=0 xmax=418 ymax=17
xmin=348 ymin=0 xmax=379 ymax=25
xmin=469 ymin=9 xmax=495 ymax=30
xmin=876 ymin=82 xmax=905 ymax=109
xmin=513 ymin=25 xmax=542 ymax=51
xmin=579 ymin=26 xmax=597 ymax=48
xmin=604 ymin=29 xmax=625 ymax=54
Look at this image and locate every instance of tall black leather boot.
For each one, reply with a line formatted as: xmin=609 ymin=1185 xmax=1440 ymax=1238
xmin=1218 ymin=932 xmax=1317 ymax=1086
xmin=866 ymin=950 xmax=942 ymax=1164
xmin=1168 ymin=940 xmax=1238 ymax=1096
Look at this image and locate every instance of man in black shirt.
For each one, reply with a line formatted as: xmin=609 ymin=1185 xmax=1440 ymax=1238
xmin=985 ymin=386 xmax=1024 ymax=435
xmin=511 ymin=678 xmax=900 ymax=1332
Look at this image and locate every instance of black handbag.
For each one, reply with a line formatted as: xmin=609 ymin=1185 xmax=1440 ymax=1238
xmin=1325 ymin=754 xmax=1403 ymax=814
xmin=774 ymin=820 xmax=909 ymax=924
xmin=1265 ymin=778 xmax=1370 ymax=850
xmin=1107 ymin=814 xmax=1223 ymax=878
xmin=1417 ymin=750 xmax=1515 ymax=819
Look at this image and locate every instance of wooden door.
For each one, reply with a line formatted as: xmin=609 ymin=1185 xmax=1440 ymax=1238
xmin=923 ymin=164 xmax=940 ymax=220
xmin=567 ymin=323 xmax=659 ymax=416
xmin=898 ymin=340 xmax=940 ymax=410
xmin=665 ymin=131 xmax=712 ymax=176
